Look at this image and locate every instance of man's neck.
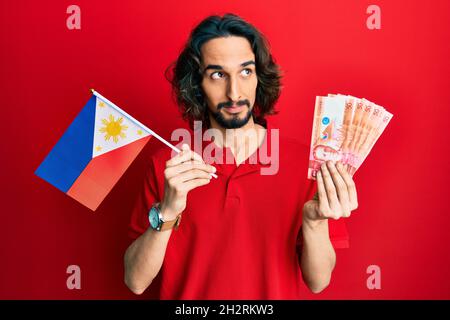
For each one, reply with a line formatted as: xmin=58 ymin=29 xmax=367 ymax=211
xmin=208 ymin=115 xmax=266 ymax=165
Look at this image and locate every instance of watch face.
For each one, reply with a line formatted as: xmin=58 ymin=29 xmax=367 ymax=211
xmin=149 ymin=208 xmax=160 ymax=229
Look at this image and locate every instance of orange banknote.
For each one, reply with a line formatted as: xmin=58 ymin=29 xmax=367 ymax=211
xmin=308 ymin=94 xmax=393 ymax=179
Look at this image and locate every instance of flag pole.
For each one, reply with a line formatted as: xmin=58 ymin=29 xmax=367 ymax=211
xmin=90 ymin=89 xmax=217 ymax=179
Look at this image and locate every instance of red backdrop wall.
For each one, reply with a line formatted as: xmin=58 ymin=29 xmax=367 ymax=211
xmin=1 ymin=0 xmax=449 ymax=299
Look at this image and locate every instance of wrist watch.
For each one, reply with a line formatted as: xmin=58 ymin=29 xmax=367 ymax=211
xmin=148 ymin=202 xmax=182 ymax=231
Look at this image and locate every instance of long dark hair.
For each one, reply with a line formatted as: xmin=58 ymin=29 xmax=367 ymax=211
xmin=165 ymin=13 xmax=283 ymax=129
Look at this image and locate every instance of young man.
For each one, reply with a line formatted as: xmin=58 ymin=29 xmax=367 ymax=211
xmin=124 ymin=14 xmax=358 ymax=299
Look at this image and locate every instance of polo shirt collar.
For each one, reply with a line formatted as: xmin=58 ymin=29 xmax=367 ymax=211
xmin=198 ymin=118 xmax=275 ymax=178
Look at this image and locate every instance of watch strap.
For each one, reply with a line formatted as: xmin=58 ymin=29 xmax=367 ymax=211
xmin=160 ymin=214 xmax=182 ymax=231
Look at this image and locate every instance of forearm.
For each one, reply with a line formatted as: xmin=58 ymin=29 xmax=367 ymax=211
xmin=124 ymin=226 xmax=172 ymax=295
xmin=300 ymin=218 xmax=336 ymax=293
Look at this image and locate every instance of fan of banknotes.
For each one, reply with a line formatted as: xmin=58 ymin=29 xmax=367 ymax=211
xmin=308 ymin=94 xmax=393 ymax=179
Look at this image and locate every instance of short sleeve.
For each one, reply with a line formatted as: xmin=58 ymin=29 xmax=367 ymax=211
xmin=296 ymin=179 xmax=350 ymax=250
xmin=128 ymin=156 xmax=162 ymax=240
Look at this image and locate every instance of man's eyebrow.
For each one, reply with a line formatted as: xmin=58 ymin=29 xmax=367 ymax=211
xmin=203 ymin=60 xmax=256 ymax=72
xmin=240 ymin=60 xmax=255 ymax=67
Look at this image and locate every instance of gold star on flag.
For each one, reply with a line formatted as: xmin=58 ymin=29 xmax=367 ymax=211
xmin=137 ymin=129 xmax=143 ymax=136
xmin=98 ymin=101 xmax=106 ymax=108
xmin=96 ymin=145 xmax=102 ymax=152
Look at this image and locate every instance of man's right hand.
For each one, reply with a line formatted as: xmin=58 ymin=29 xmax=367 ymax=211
xmin=160 ymin=143 xmax=216 ymax=221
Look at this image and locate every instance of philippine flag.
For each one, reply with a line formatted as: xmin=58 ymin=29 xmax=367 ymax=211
xmin=35 ymin=91 xmax=152 ymax=211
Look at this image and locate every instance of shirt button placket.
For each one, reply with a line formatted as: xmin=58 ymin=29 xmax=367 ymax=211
xmin=224 ymin=176 xmax=240 ymax=213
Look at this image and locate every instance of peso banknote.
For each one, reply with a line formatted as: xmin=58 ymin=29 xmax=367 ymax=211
xmin=308 ymin=94 xmax=393 ymax=179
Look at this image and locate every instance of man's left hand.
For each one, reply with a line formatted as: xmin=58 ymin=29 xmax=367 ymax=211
xmin=303 ymin=160 xmax=358 ymax=226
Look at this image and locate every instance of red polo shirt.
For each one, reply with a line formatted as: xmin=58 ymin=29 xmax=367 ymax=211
xmin=128 ymin=119 xmax=349 ymax=299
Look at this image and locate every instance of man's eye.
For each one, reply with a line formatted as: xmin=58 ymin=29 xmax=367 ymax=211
xmin=241 ymin=68 xmax=253 ymax=76
xmin=211 ymin=72 xmax=224 ymax=80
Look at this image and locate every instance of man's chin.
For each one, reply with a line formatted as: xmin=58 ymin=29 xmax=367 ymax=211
xmin=209 ymin=106 xmax=253 ymax=129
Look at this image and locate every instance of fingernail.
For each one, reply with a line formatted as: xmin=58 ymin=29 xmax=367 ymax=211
xmin=211 ymin=166 xmax=216 ymax=172
xmin=321 ymin=162 xmax=326 ymax=170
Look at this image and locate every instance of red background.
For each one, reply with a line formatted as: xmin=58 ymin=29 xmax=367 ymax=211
xmin=1 ymin=0 xmax=449 ymax=299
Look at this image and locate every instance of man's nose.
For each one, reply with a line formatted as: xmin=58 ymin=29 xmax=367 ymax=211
xmin=226 ymin=76 xmax=241 ymax=102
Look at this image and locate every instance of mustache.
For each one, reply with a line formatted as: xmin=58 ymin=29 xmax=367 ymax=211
xmin=217 ymin=99 xmax=250 ymax=110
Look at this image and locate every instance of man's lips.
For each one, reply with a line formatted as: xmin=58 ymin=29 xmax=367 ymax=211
xmin=223 ymin=104 xmax=246 ymax=114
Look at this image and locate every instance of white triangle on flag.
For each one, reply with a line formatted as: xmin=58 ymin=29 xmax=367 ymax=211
xmin=92 ymin=97 xmax=150 ymax=158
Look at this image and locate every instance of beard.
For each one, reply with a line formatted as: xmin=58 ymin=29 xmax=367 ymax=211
xmin=209 ymin=99 xmax=253 ymax=129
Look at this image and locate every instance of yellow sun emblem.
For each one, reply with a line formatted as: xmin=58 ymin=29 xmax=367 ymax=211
xmin=99 ymin=114 xmax=128 ymax=143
